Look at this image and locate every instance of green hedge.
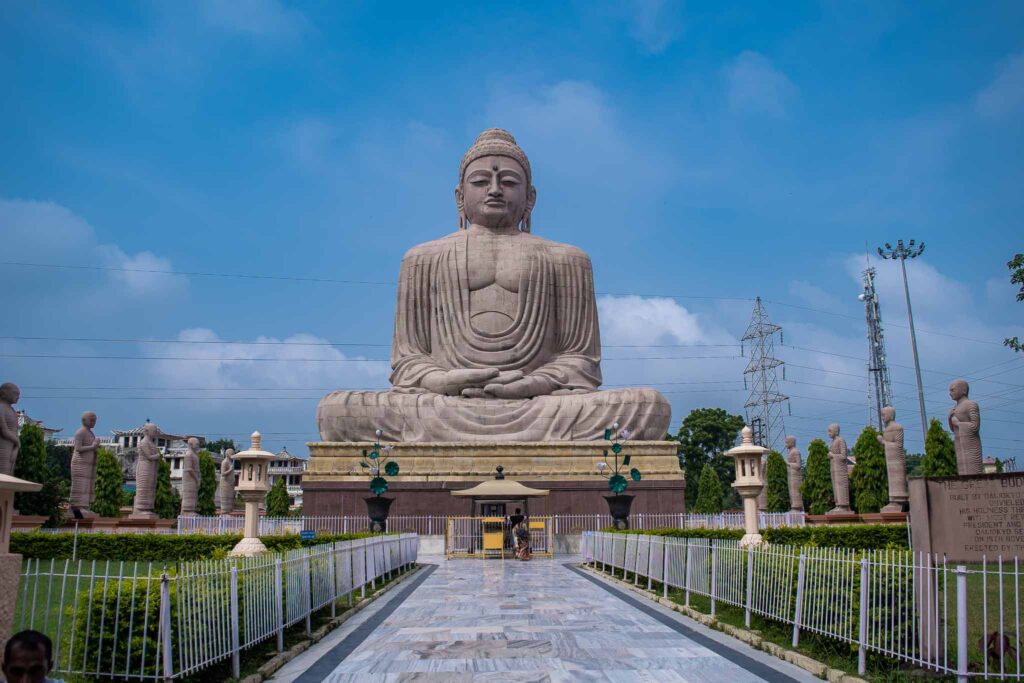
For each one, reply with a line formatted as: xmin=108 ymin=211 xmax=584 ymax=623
xmin=612 ymin=524 xmax=909 ymax=550
xmin=11 ymin=531 xmax=375 ymax=561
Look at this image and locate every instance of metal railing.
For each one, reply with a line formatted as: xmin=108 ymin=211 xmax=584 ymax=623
xmin=445 ymin=516 xmax=554 ymax=559
xmin=15 ymin=534 xmax=420 ymax=680
xmin=583 ymin=531 xmax=1022 ymax=681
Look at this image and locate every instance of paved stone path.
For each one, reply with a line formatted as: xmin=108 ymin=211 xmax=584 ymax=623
xmin=271 ymin=559 xmax=822 ymax=682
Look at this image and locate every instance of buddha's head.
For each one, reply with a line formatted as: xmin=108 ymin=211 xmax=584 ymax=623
xmin=0 ymin=382 xmax=19 ymax=405
xmin=188 ymin=437 xmax=200 ymax=451
xmin=881 ymin=406 xmax=895 ymax=424
xmin=784 ymin=435 xmax=796 ymax=449
xmin=143 ymin=423 xmax=159 ymax=440
xmin=827 ymin=423 xmax=840 ymax=439
xmin=949 ymin=378 xmax=969 ymax=401
xmin=82 ymin=411 xmax=97 ymax=429
xmin=456 ymin=129 xmax=537 ymax=232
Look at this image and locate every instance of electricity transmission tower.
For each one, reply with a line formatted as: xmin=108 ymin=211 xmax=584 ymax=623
xmin=741 ymin=297 xmax=789 ymax=451
xmin=859 ymin=267 xmax=894 ymax=430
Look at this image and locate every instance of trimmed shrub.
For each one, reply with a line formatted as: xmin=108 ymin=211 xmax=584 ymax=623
xmin=154 ymin=459 xmax=179 ymax=519
xmin=266 ymin=477 xmax=291 ymax=517
xmin=197 ymin=451 xmax=217 ymax=516
xmin=764 ymin=450 xmax=789 ymax=513
xmin=693 ymin=463 xmax=723 ymax=514
xmin=14 ymin=423 xmax=68 ymax=527
xmin=92 ymin=447 xmax=124 ymax=518
xmin=922 ymin=418 xmax=957 ymax=477
xmin=801 ymin=438 xmax=833 ymax=515
xmin=850 ymin=425 xmax=888 ymax=513
xmin=11 ymin=532 xmax=375 ymax=561
xmin=612 ymin=527 xmax=744 ymax=540
xmin=612 ymin=524 xmax=908 ymax=550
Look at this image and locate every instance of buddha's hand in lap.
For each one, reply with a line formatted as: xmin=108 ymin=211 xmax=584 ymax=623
xmin=478 ymin=375 xmax=557 ymax=400
xmin=459 ymin=370 xmax=523 ymax=398
xmin=422 ymin=368 xmax=502 ymax=396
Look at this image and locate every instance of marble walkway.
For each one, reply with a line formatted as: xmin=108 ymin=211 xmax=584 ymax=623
xmin=270 ymin=558 xmax=822 ymax=682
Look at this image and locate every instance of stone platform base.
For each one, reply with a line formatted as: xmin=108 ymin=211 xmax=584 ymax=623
xmin=805 ymin=512 xmax=908 ymax=525
xmin=303 ymin=440 xmax=685 ymax=517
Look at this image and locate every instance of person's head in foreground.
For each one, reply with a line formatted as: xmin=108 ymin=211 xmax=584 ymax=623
xmin=3 ymin=630 xmax=63 ymax=683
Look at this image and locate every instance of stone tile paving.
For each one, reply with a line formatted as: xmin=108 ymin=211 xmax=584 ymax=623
xmin=272 ymin=558 xmax=821 ymax=683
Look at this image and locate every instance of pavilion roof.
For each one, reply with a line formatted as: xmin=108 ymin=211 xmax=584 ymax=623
xmin=451 ymin=479 xmax=549 ymax=498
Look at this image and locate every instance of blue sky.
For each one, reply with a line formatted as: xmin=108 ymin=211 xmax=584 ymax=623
xmin=2 ymin=1 xmax=1022 ymax=457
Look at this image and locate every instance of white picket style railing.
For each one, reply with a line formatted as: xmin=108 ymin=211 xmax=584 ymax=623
xmin=15 ymin=534 xmax=420 ymax=681
xmin=583 ymin=531 xmax=1022 ymax=682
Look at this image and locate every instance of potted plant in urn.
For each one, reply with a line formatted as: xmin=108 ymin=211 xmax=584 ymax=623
xmin=359 ymin=429 xmax=400 ymax=532
xmin=596 ymin=422 xmax=641 ymax=529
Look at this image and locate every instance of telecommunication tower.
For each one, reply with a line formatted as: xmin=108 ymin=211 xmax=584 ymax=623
xmin=859 ymin=267 xmax=894 ymax=430
xmin=741 ymin=297 xmax=789 ymax=451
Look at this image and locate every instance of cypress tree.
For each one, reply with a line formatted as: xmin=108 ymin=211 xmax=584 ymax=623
xmin=765 ymin=450 xmax=790 ymax=513
xmin=197 ymin=450 xmax=217 ymax=516
xmin=850 ymin=425 xmax=889 ymax=513
xmin=693 ymin=463 xmax=724 ymax=514
xmin=922 ymin=418 xmax=957 ymax=476
xmin=153 ymin=459 xmax=180 ymax=519
xmin=92 ymin=447 xmax=124 ymax=518
xmin=13 ymin=423 xmax=68 ymax=527
xmin=801 ymin=438 xmax=833 ymax=515
xmin=266 ymin=477 xmax=291 ymax=517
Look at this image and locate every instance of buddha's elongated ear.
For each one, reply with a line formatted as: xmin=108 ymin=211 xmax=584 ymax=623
xmin=454 ymin=186 xmax=467 ymax=230
xmin=521 ymin=185 xmax=537 ymax=233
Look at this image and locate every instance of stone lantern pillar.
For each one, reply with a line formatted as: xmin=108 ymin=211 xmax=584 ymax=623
xmin=229 ymin=431 xmax=275 ymax=558
xmin=0 ymin=473 xmax=42 ymax=652
xmin=725 ymin=426 xmax=768 ymax=547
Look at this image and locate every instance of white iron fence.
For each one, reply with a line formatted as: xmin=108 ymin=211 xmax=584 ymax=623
xmin=15 ymin=534 xmax=419 ymax=680
xmin=583 ymin=531 xmax=1022 ymax=681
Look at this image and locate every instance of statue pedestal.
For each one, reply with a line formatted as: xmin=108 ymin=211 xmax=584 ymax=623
xmin=303 ymin=440 xmax=685 ymax=517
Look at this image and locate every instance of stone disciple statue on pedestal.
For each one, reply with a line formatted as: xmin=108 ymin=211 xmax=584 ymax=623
xmin=0 ymin=383 xmax=20 ymax=475
xmin=316 ymin=128 xmax=671 ymax=443
xmin=785 ymin=436 xmax=803 ymax=512
xmin=877 ymin=406 xmax=908 ymax=512
xmin=948 ymin=379 xmax=983 ymax=475
xmin=180 ymin=437 xmax=201 ymax=515
xmin=131 ymin=423 xmax=161 ymax=519
xmin=219 ymin=448 xmax=236 ymax=514
xmin=70 ymin=411 xmax=101 ymax=517
xmin=827 ymin=423 xmax=851 ymax=514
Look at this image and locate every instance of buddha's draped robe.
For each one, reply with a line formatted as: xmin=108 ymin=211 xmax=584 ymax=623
xmin=317 ymin=231 xmax=671 ymax=442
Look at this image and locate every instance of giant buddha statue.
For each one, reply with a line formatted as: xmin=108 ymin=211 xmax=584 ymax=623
xmin=316 ymin=129 xmax=671 ymax=442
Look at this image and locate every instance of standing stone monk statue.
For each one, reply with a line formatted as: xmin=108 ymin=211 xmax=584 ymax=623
xmin=180 ymin=437 xmax=201 ymax=515
xmin=877 ymin=406 xmax=908 ymax=512
xmin=948 ymin=379 xmax=983 ymax=475
xmin=826 ymin=423 xmax=851 ymax=514
xmin=784 ymin=435 xmax=803 ymax=513
xmin=316 ymin=128 xmax=671 ymax=442
xmin=218 ymin=448 xmax=236 ymax=514
xmin=70 ymin=411 xmax=101 ymax=517
xmin=0 ymin=383 xmax=20 ymax=475
xmin=131 ymin=423 xmax=161 ymax=519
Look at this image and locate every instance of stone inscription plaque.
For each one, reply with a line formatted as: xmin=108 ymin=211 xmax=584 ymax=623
xmin=909 ymin=473 xmax=1024 ymax=562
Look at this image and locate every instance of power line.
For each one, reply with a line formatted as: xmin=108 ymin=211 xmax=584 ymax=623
xmin=0 ymin=353 xmax=743 ymax=362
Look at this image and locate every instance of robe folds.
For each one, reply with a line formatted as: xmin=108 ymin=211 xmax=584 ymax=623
xmin=317 ymin=230 xmax=671 ymax=442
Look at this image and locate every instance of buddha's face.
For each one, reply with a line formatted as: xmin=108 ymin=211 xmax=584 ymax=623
xmin=143 ymin=424 xmax=158 ymax=439
xmin=0 ymin=384 xmax=19 ymax=405
xmin=785 ymin=436 xmax=796 ymax=449
xmin=82 ymin=412 xmax=97 ymax=429
xmin=881 ymin=406 xmax=895 ymax=424
xmin=459 ymin=155 xmax=532 ymax=229
xmin=949 ymin=380 xmax=968 ymax=401
xmin=827 ymin=424 xmax=839 ymax=439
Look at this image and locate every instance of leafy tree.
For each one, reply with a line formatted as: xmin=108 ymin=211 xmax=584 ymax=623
xmin=46 ymin=443 xmax=72 ymax=481
xmin=266 ymin=478 xmax=291 ymax=517
xmin=14 ymin=423 xmax=68 ymax=527
xmin=92 ymin=448 xmax=124 ymax=518
xmin=765 ymin=450 xmax=790 ymax=513
xmin=197 ymin=451 xmax=217 ymax=516
xmin=153 ymin=459 xmax=180 ymax=519
xmin=922 ymin=418 xmax=957 ymax=477
xmin=674 ymin=408 xmax=745 ymax=509
xmin=801 ymin=438 xmax=833 ymax=515
xmin=1004 ymin=253 xmax=1023 ymax=352
xmin=206 ymin=438 xmax=236 ymax=454
xmin=693 ymin=463 xmax=724 ymax=514
xmin=850 ymin=426 xmax=888 ymax=513
xmin=905 ymin=453 xmax=924 ymax=477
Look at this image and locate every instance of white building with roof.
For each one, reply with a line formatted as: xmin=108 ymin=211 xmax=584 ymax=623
xmin=267 ymin=446 xmax=307 ymax=508
xmin=16 ymin=410 xmax=62 ymax=440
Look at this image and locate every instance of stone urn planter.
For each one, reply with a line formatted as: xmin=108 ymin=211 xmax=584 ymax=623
xmin=364 ymin=495 xmax=394 ymax=533
xmin=603 ymin=494 xmax=634 ymax=530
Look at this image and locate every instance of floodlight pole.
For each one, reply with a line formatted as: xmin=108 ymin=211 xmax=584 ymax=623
xmin=877 ymin=239 xmax=928 ymax=445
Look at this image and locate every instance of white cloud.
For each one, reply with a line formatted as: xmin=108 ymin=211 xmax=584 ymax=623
xmin=725 ymin=51 xmax=797 ymax=117
xmin=598 ymin=295 xmax=727 ymax=346
xmin=974 ymin=52 xmax=1024 ymax=120
xmin=148 ymin=328 xmax=388 ymax=402
xmin=1 ymin=198 xmax=187 ymax=301
xmin=624 ymin=0 xmax=684 ymax=54
xmin=198 ymin=0 xmax=309 ymax=38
